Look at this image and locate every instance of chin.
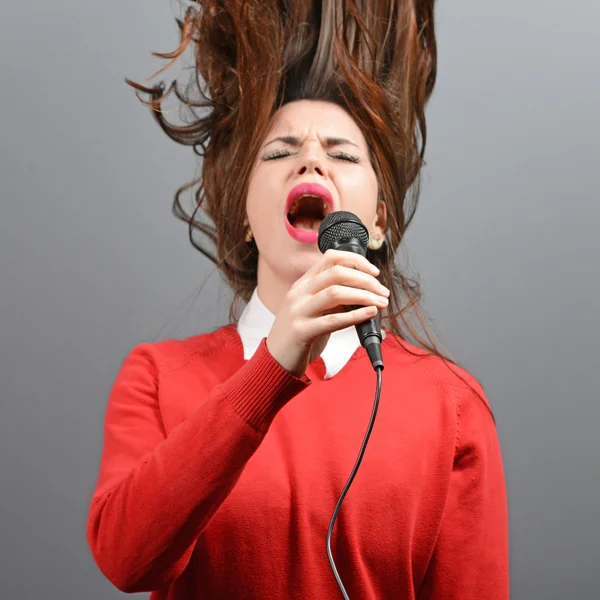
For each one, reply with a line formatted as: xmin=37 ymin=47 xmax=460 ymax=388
xmin=280 ymin=251 xmax=320 ymax=280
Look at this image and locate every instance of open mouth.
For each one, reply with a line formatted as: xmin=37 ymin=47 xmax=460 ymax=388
xmin=287 ymin=195 xmax=331 ymax=231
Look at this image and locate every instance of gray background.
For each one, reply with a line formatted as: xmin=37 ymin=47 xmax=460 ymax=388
xmin=1 ymin=0 xmax=598 ymax=598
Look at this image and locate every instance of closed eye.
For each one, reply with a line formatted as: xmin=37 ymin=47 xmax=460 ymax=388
xmin=263 ymin=149 xmax=360 ymax=164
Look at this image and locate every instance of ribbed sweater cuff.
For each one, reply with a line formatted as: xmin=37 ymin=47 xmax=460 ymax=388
xmin=224 ymin=337 xmax=312 ymax=432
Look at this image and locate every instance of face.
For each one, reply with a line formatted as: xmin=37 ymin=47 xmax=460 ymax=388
xmin=245 ymin=99 xmax=386 ymax=313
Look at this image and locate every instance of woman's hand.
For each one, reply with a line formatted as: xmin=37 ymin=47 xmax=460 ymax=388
xmin=266 ymin=249 xmax=390 ymax=378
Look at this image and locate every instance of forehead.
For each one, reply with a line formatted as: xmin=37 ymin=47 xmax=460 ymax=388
xmin=267 ymin=100 xmax=366 ymax=144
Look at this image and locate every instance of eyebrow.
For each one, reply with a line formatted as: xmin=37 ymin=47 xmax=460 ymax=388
xmin=264 ymin=136 xmax=359 ymax=149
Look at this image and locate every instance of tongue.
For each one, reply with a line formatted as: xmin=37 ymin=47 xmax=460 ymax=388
xmin=293 ymin=216 xmax=323 ymax=231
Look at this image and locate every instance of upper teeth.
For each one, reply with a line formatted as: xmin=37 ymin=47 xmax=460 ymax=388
xmin=288 ymin=194 xmax=330 ymax=216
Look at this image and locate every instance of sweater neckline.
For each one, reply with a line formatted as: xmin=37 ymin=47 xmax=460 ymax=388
xmin=217 ymin=322 xmax=396 ymax=370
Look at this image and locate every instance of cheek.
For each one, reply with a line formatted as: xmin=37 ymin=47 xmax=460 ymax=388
xmin=339 ymin=169 xmax=378 ymax=211
xmin=246 ymin=172 xmax=281 ymax=228
xmin=246 ymin=172 xmax=265 ymax=213
xmin=342 ymin=162 xmax=377 ymax=189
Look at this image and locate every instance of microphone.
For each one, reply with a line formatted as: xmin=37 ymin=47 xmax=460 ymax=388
xmin=318 ymin=211 xmax=384 ymax=372
xmin=318 ymin=210 xmax=385 ymax=599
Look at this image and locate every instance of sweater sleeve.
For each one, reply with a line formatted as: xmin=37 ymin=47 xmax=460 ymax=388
xmin=419 ymin=385 xmax=510 ymax=599
xmin=86 ymin=337 xmax=310 ymax=593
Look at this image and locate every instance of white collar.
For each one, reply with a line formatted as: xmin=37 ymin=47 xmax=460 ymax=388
xmin=237 ymin=286 xmax=386 ymax=380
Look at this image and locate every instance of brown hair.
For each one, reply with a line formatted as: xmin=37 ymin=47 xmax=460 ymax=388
xmin=125 ymin=0 xmax=493 ymax=417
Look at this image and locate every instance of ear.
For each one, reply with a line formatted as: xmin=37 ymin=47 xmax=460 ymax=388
xmin=370 ymin=197 xmax=387 ymax=239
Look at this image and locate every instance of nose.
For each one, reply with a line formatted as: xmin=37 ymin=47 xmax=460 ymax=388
xmin=297 ymin=157 xmax=327 ymax=178
xmin=296 ymin=144 xmax=328 ymax=177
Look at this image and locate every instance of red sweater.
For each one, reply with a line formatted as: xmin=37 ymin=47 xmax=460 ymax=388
xmin=86 ymin=324 xmax=509 ymax=599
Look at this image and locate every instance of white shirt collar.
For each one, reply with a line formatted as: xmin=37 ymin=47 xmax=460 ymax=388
xmin=237 ymin=286 xmax=386 ymax=380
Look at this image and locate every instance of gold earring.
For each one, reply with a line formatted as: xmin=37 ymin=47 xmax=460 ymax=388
xmin=244 ymin=226 xmax=254 ymax=243
xmin=368 ymin=234 xmax=384 ymax=251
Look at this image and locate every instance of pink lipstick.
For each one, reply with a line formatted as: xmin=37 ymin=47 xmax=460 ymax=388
xmin=284 ymin=182 xmax=335 ymax=245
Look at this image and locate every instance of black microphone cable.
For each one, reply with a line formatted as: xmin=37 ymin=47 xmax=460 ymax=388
xmin=326 ymin=364 xmax=383 ymax=600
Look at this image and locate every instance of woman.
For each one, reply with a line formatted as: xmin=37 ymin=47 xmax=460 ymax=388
xmin=86 ymin=1 xmax=509 ymax=598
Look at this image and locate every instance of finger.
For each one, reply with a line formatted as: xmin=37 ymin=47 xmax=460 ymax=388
xmin=307 ymin=264 xmax=386 ymax=298
xmin=323 ymin=248 xmax=379 ymax=275
xmin=301 ymin=248 xmax=379 ymax=284
xmin=294 ymin=250 xmax=379 ymax=296
xmin=306 ymin=285 xmax=389 ymax=317
xmin=308 ymin=305 xmax=379 ymax=338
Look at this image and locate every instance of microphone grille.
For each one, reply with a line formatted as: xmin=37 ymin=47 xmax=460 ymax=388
xmin=318 ymin=211 xmax=369 ymax=254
